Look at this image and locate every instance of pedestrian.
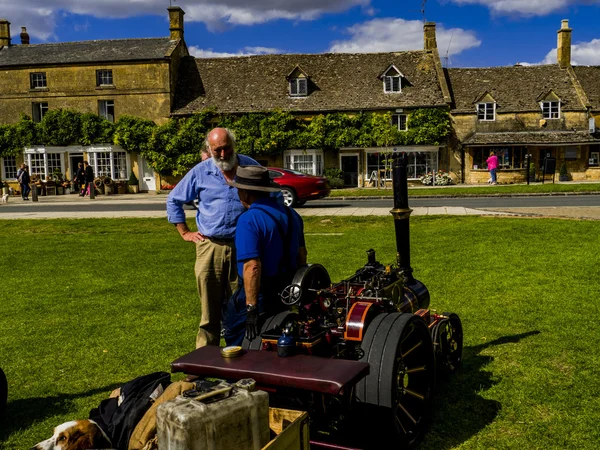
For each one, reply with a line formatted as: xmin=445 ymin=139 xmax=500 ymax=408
xmin=223 ymin=166 xmax=307 ymax=346
xmin=486 ymin=151 xmax=498 ymax=185
xmin=16 ymin=164 xmax=31 ymax=200
xmin=75 ymin=162 xmax=86 ymax=195
xmin=83 ymin=161 xmax=94 ymax=196
xmin=166 ymin=127 xmax=260 ymax=348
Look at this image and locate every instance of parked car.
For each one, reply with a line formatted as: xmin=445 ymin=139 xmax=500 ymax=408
xmin=267 ymin=168 xmax=331 ymax=207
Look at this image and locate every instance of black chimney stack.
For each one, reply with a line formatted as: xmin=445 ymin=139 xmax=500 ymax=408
xmin=390 ymin=154 xmax=430 ymax=309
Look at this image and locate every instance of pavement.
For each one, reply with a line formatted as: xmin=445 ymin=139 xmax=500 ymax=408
xmin=2 ymin=188 xmax=600 ymax=220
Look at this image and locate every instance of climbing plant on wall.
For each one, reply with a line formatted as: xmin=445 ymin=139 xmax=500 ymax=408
xmin=0 ymin=108 xmax=450 ymax=176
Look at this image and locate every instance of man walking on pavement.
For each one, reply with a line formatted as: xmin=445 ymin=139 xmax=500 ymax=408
xmin=166 ymin=128 xmax=259 ymax=348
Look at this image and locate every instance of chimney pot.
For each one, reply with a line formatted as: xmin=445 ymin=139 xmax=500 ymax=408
xmin=0 ymin=19 xmax=11 ymax=47
xmin=168 ymin=6 xmax=185 ymax=41
xmin=20 ymin=26 xmax=30 ymax=45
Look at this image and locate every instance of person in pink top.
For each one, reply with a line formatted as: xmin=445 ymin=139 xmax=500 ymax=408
xmin=486 ymin=151 xmax=499 ymax=185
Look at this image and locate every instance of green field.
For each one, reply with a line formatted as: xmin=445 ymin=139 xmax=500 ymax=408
xmin=1 ymin=216 xmax=599 ymax=449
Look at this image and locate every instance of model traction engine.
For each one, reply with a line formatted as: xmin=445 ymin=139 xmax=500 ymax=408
xmin=171 ymin=156 xmax=463 ymax=449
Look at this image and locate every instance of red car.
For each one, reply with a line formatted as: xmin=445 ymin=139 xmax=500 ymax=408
xmin=267 ymin=168 xmax=331 ymax=207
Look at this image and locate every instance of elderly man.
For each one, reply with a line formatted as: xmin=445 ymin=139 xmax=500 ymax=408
xmin=223 ymin=166 xmax=307 ymax=346
xmin=166 ymin=128 xmax=259 ymax=347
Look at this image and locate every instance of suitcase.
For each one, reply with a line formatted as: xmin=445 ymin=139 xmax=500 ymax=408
xmin=156 ymin=379 xmax=270 ymax=450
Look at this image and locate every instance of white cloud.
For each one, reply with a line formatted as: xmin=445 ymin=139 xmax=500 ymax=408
xmin=189 ymin=45 xmax=282 ymax=58
xmin=539 ymin=39 xmax=600 ymax=65
xmin=328 ymin=18 xmax=481 ymax=57
xmin=450 ymin=0 xmax=600 ymax=16
xmin=0 ymin=0 xmax=370 ymax=40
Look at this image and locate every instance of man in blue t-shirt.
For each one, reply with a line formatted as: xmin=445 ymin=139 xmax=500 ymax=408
xmin=223 ymin=166 xmax=307 ymax=346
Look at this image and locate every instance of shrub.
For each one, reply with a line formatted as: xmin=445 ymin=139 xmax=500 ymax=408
xmin=323 ymin=167 xmax=343 ymax=180
xmin=128 ymin=171 xmax=139 ymax=186
xmin=328 ymin=178 xmax=345 ymax=189
xmin=559 ymin=162 xmax=568 ymax=177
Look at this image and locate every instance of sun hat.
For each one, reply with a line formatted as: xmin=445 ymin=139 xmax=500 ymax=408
xmin=227 ymin=166 xmax=281 ymax=192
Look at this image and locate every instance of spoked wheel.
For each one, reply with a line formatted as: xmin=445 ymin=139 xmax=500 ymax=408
xmin=432 ymin=312 xmax=463 ymax=376
xmin=356 ymin=313 xmax=435 ymax=448
xmin=289 ymin=264 xmax=331 ymax=305
xmin=280 ymin=187 xmax=297 ymax=207
xmin=0 ymin=367 xmax=7 ymax=416
xmin=241 ymin=311 xmax=296 ymax=350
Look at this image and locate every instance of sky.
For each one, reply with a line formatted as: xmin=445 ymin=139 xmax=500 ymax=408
xmin=1 ymin=0 xmax=600 ymax=67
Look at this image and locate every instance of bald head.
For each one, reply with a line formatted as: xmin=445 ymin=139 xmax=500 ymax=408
xmin=205 ymin=127 xmax=237 ymax=172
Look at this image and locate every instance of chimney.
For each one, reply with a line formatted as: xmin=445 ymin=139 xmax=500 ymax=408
xmin=168 ymin=6 xmax=185 ymax=41
xmin=423 ymin=22 xmax=438 ymax=51
xmin=0 ymin=19 xmax=11 ymax=47
xmin=20 ymin=26 xmax=29 ymax=45
xmin=557 ymin=19 xmax=572 ymax=68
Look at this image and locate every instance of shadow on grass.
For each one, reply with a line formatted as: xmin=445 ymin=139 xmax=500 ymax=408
xmin=424 ymin=330 xmax=541 ymax=449
xmin=0 ymin=383 xmax=120 ymax=443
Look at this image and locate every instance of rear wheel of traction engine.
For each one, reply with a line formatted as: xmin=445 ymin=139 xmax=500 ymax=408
xmin=432 ymin=312 xmax=463 ymax=376
xmin=280 ymin=187 xmax=297 ymax=207
xmin=356 ymin=313 xmax=435 ymax=448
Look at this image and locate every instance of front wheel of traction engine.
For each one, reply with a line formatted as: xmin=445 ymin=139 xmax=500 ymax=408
xmin=432 ymin=312 xmax=463 ymax=376
xmin=355 ymin=313 xmax=436 ymax=448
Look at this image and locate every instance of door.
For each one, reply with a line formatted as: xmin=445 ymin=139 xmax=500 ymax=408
xmin=138 ymin=156 xmax=156 ymax=191
xmin=69 ymin=154 xmax=84 ymax=180
xmin=341 ymin=155 xmax=359 ymax=187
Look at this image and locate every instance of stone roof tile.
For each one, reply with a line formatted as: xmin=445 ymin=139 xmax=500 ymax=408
xmin=572 ymin=66 xmax=600 ymax=111
xmin=172 ymin=51 xmax=447 ymax=115
xmin=463 ymin=130 xmax=599 ymax=146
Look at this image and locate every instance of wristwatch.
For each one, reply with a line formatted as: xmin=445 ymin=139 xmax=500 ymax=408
xmin=246 ymin=303 xmax=257 ymax=312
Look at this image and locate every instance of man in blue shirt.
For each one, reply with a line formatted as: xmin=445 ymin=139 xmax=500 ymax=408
xmin=222 ymin=166 xmax=307 ymax=346
xmin=166 ymin=128 xmax=259 ymax=348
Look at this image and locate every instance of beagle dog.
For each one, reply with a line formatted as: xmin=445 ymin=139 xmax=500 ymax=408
xmin=31 ymin=420 xmax=113 ymax=450
xmin=1 ymin=194 xmax=8 ymax=204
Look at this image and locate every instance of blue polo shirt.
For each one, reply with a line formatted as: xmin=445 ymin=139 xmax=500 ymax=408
xmin=166 ymin=155 xmax=258 ymax=239
xmin=235 ymin=197 xmax=305 ymax=278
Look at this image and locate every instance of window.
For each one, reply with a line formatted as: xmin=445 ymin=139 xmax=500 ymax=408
xmin=25 ymin=151 xmax=64 ymax=179
xmin=590 ymin=151 xmax=599 ymax=166
xmin=2 ymin=156 xmax=17 ymax=179
xmin=290 ymin=78 xmax=307 ymax=97
xmin=89 ymin=151 xmax=128 ymax=180
xmin=283 ymin=150 xmax=323 ymax=175
xmin=32 ymin=102 xmax=48 ymax=123
xmin=384 ymin=76 xmax=401 ymax=93
xmin=30 ymin=72 xmax=47 ymax=89
xmin=392 ymin=114 xmax=407 ymax=131
xmin=472 ymin=146 xmax=526 ymax=170
xmin=541 ymin=101 xmax=560 ymax=119
xmin=99 ymin=100 xmax=115 ymax=123
xmin=96 ymin=69 xmax=113 ymax=86
xmin=477 ymin=103 xmax=495 ymax=121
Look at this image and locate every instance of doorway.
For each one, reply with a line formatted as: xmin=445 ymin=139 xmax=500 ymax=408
xmin=341 ymin=154 xmax=359 ymax=187
xmin=138 ymin=156 xmax=156 ymax=191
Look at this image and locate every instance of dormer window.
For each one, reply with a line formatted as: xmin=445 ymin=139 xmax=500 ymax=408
xmin=541 ymin=101 xmax=560 ymax=119
xmin=381 ymin=65 xmax=403 ymax=94
xmin=477 ymin=102 xmax=495 ymax=121
xmin=290 ymin=78 xmax=307 ymax=97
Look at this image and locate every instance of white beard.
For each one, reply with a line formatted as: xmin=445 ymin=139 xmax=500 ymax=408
xmin=213 ymin=152 xmax=237 ymax=172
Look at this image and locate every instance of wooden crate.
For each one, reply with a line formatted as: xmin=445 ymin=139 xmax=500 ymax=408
xmin=263 ymin=408 xmax=309 ymax=450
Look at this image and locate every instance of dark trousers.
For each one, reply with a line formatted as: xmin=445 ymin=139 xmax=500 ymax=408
xmin=21 ymin=183 xmax=31 ymax=199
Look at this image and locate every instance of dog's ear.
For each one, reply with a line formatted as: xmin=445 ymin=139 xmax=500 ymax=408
xmin=66 ymin=422 xmax=111 ymax=450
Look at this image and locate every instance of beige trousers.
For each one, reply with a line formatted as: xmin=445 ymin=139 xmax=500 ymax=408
xmin=194 ymin=238 xmax=237 ymax=348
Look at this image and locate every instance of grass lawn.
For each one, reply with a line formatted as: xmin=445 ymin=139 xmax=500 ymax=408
xmin=1 ymin=216 xmax=599 ymax=449
xmin=329 ymin=182 xmax=600 ymax=197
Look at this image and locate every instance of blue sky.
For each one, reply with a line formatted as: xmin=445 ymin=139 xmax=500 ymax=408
xmin=2 ymin=0 xmax=600 ymax=67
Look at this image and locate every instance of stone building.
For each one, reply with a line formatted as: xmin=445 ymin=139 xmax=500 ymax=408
xmin=446 ymin=20 xmax=600 ymax=184
xmin=0 ymin=7 xmax=188 ymax=191
xmin=172 ymin=22 xmax=452 ymax=187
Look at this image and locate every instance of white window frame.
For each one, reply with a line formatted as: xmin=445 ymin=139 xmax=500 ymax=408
xmin=541 ymin=101 xmax=560 ymax=119
xmin=30 ymin=72 xmax=47 ymax=89
xmin=96 ymin=69 xmax=113 ymax=86
xmin=24 ymin=147 xmax=66 ymax=180
xmin=290 ymin=78 xmax=308 ymax=97
xmin=477 ymin=102 xmax=496 ymax=121
xmin=32 ymin=102 xmax=48 ymax=123
xmin=87 ymin=146 xmax=130 ymax=180
xmin=383 ymin=75 xmax=401 ymax=93
xmin=392 ymin=114 xmax=408 ymax=131
xmin=283 ymin=149 xmax=323 ymax=175
xmin=2 ymin=155 xmax=18 ymax=180
xmin=99 ymin=100 xmax=115 ymax=122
